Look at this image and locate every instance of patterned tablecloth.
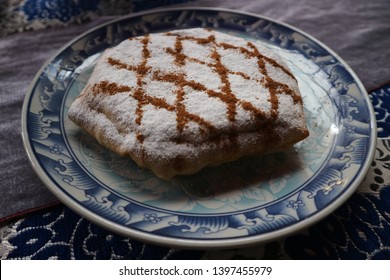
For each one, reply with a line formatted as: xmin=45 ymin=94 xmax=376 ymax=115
xmin=0 ymin=0 xmax=389 ymax=259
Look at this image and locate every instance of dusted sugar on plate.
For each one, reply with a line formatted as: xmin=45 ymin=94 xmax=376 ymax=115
xmin=68 ymin=28 xmax=309 ymax=180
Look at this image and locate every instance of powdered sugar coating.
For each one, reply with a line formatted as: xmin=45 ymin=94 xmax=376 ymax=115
xmin=68 ymin=28 xmax=309 ymax=179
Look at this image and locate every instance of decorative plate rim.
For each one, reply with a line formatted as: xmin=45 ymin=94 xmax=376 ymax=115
xmin=21 ymin=7 xmax=377 ymax=249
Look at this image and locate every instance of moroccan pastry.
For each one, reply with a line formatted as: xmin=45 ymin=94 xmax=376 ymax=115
xmin=68 ymin=28 xmax=309 ymax=180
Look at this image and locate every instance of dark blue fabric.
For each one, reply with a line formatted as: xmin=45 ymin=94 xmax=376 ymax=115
xmin=7 ymin=205 xmax=204 ymax=260
xmin=19 ymin=0 xmax=100 ymax=21
xmin=1 ymin=0 xmax=195 ymax=36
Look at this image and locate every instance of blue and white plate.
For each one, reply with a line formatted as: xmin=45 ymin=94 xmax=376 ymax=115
xmin=22 ymin=8 xmax=376 ymax=249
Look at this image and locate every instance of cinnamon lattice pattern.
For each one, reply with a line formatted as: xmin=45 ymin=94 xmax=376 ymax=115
xmin=92 ymin=29 xmax=302 ymax=143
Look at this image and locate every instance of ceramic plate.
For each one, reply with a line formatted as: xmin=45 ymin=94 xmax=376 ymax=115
xmin=22 ymin=8 xmax=376 ymax=249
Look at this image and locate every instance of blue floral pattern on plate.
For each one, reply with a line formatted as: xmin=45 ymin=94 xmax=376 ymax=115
xmin=22 ymin=8 xmax=376 ymax=249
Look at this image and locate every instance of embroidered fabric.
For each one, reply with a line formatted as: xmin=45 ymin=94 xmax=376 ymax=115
xmin=0 ymin=0 xmax=193 ymax=36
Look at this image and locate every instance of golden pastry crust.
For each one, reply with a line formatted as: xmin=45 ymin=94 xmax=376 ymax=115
xmin=68 ymin=28 xmax=309 ymax=180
